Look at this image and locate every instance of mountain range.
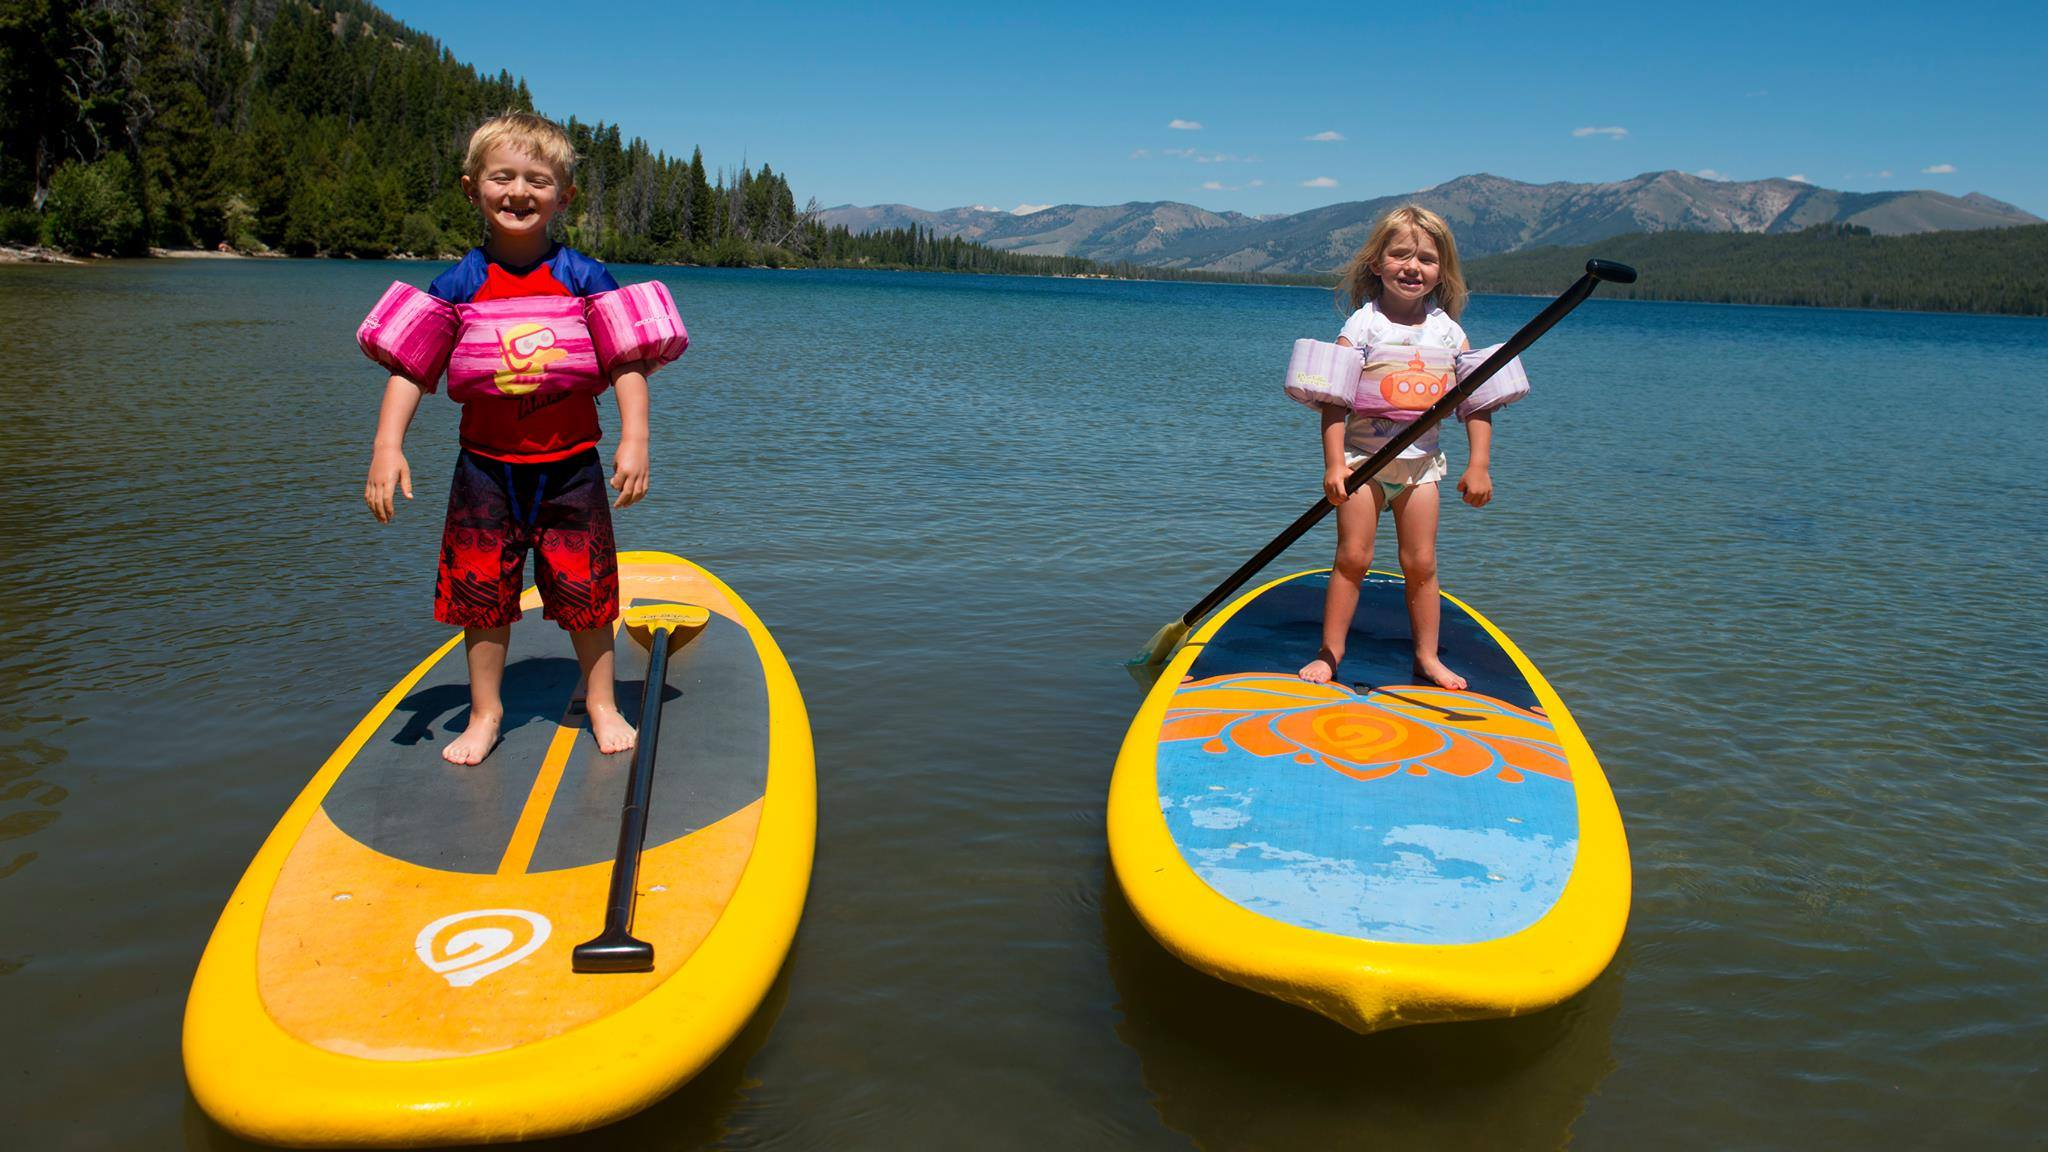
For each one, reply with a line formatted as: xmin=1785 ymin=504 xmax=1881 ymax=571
xmin=819 ymin=171 xmax=2040 ymax=274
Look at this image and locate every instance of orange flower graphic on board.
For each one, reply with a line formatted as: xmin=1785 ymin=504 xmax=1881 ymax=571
xmin=1161 ymin=673 xmax=1566 ymax=783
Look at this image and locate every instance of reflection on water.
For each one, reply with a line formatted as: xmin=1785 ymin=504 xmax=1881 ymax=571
xmin=1102 ymin=874 xmax=1623 ymax=1151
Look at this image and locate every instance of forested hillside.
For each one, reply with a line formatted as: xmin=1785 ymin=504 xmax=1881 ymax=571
xmin=1464 ymin=224 xmax=2048 ymax=316
xmin=0 ymin=0 xmax=803 ymax=261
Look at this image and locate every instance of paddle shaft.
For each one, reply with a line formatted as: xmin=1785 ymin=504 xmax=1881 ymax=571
xmin=572 ymin=627 xmax=673 ymax=972
xmin=1173 ymin=261 xmax=1633 ymax=631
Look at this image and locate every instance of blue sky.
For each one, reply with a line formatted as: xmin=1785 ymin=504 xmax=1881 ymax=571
xmin=384 ymin=1 xmax=2047 ymax=217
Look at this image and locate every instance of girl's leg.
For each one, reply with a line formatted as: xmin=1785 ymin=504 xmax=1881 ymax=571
xmin=445 ymin=624 xmax=511 ymax=765
xmin=1301 ymin=485 xmax=1385 ymax=683
xmin=1388 ymin=482 xmax=1466 ymax=690
xmin=572 ymin=626 xmax=637 ymax=754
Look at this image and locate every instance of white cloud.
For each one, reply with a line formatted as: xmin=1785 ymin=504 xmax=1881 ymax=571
xmin=1922 ymin=163 xmax=1957 ymax=174
xmin=1169 ymin=118 xmax=1203 ymax=131
xmin=1302 ymin=176 xmax=1339 ymax=188
xmin=1011 ymin=203 xmax=1052 ymax=216
xmin=1880 ymin=169 xmax=1893 ymax=178
xmin=1130 ymin=148 xmax=1151 ymax=159
xmin=1696 ymin=168 xmax=1730 ymax=181
xmin=1788 ymin=173 xmax=1810 ymax=184
xmin=1248 ymin=179 xmax=1265 ymax=188
xmin=1572 ymin=126 xmax=1628 ymax=139
xmin=1201 ymin=181 xmax=1225 ymax=191
xmin=1305 ymin=131 xmax=1345 ymax=142
xmin=1165 ymin=148 xmax=1254 ymax=164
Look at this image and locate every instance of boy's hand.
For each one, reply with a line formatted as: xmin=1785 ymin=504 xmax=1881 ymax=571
xmin=366 ymin=447 xmax=412 ymax=523
xmin=610 ymin=437 xmax=649 ymax=509
xmin=1323 ymin=464 xmax=1351 ymax=507
xmin=1458 ymin=466 xmax=1493 ymax=508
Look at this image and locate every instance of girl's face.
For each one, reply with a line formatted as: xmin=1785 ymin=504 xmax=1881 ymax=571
xmin=1373 ymin=226 xmax=1442 ymax=312
xmin=462 ymin=143 xmax=573 ymax=242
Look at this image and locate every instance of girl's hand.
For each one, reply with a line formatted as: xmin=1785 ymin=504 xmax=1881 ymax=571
xmin=1458 ymin=466 xmax=1493 ymax=508
xmin=366 ymin=447 xmax=412 ymax=523
xmin=611 ymin=437 xmax=649 ymax=509
xmin=1323 ymin=464 xmax=1350 ymax=507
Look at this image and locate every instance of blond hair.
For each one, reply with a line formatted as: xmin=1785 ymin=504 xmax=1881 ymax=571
xmin=1335 ymin=204 xmax=1467 ymax=320
xmin=463 ymin=111 xmax=578 ymax=184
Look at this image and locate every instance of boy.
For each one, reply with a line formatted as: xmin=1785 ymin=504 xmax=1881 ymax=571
xmin=364 ymin=111 xmax=649 ymax=764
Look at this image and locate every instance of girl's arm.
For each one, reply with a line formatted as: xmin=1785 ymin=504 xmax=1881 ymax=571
xmin=609 ymin=366 xmax=651 ymax=509
xmin=1320 ymin=403 xmax=1350 ymax=506
xmin=1458 ymin=412 xmax=1493 ymax=508
xmin=366 ymin=375 xmax=424 ymax=523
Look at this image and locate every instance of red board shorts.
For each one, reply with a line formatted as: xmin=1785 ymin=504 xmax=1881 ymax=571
xmin=435 ymin=448 xmax=619 ymax=631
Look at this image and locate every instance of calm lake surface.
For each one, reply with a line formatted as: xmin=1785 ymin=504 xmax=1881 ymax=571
xmin=1 ymin=261 xmax=2043 ymax=1149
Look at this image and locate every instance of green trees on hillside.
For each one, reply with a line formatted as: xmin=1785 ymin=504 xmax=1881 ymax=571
xmin=0 ymin=0 xmax=804 ymax=262
xmin=1463 ymin=224 xmax=2048 ymax=316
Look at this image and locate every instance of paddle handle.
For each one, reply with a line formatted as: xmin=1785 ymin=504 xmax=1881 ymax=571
xmin=572 ymin=628 xmax=672 ymax=973
xmin=1175 ymin=260 xmax=1634 ymax=630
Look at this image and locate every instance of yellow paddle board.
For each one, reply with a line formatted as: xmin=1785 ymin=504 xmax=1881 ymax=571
xmin=184 ymin=551 xmax=813 ymax=1146
xmin=1110 ymin=569 xmax=1628 ymax=1033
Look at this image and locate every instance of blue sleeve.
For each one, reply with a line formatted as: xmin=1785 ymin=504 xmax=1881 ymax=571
xmin=553 ymin=247 xmax=620 ymax=297
xmin=428 ymin=249 xmax=489 ymax=303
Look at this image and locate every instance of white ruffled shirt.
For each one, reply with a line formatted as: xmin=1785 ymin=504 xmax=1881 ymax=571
xmin=1339 ymin=300 xmax=1467 ymax=459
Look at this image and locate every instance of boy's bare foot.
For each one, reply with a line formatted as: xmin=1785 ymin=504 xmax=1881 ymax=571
xmin=442 ymin=713 xmax=503 ymax=765
xmin=1413 ymin=655 xmax=1468 ymax=691
xmin=588 ymin=704 xmax=638 ymax=755
xmin=1299 ymin=648 xmax=1342 ymax=684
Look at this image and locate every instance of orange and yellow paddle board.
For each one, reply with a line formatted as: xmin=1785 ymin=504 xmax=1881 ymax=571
xmin=184 ymin=551 xmax=813 ymax=1146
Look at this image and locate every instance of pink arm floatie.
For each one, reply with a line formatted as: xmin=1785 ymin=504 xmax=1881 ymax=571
xmin=1452 ymin=344 xmax=1530 ymax=420
xmin=586 ymin=281 xmax=689 ymax=377
xmin=356 ymin=282 xmax=457 ymax=389
xmin=1349 ymin=344 xmax=1532 ymax=422
xmin=1283 ymin=339 xmax=1362 ymax=409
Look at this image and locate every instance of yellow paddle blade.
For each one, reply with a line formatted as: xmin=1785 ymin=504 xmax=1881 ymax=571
xmin=1127 ymin=618 xmax=1191 ymax=670
xmin=621 ymin=604 xmax=710 ymax=650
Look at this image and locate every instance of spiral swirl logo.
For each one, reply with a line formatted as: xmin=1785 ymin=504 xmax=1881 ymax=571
xmin=414 ymin=909 xmax=552 ymax=987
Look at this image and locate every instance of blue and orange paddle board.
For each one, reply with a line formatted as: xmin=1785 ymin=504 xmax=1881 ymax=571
xmin=1109 ymin=569 xmax=1628 ymax=1033
xmin=184 ymin=551 xmax=814 ymax=1146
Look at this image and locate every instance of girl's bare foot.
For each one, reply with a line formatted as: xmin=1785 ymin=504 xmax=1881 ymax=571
xmin=1413 ymin=655 xmax=1467 ymax=691
xmin=1299 ymin=648 xmax=1342 ymax=684
xmin=588 ymin=703 xmax=638 ymax=754
xmin=442 ymin=713 xmax=503 ymax=765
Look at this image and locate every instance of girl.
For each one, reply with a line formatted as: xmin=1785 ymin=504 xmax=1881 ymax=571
xmin=1299 ymin=205 xmax=1492 ymax=690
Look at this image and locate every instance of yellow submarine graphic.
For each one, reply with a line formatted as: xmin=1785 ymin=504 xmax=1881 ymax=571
xmin=494 ymin=323 xmax=567 ymax=395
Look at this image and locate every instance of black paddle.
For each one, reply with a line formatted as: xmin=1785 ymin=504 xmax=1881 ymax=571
xmin=573 ymin=604 xmax=709 ymax=974
xmin=1130 ymin=259 xmax=1638 ymax=669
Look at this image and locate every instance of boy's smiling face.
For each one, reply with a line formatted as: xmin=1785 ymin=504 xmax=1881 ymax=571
xmin=462 ymin=144 xmax=573 ymax=243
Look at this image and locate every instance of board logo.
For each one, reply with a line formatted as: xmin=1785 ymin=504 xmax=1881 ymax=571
xmin=414 ymin=909 xmax=552 ymax=987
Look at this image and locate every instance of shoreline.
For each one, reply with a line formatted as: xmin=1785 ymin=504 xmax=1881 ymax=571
xmin=7 ymin=244 xmax=2038 ymax=318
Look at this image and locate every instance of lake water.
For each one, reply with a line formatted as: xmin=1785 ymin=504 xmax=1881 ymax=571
xmin=1 ymin=261 xmax=2043 ymax=1149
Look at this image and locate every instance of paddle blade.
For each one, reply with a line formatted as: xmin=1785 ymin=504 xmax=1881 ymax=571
xmin=1127 ymin=618 xmax=1191 ymax=670
xmin=621 ymin=603 xmax=710 ymax=652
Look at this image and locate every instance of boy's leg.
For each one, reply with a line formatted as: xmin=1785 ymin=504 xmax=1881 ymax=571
xmin=1302 ymin=484 xmax=1385 ymax=684
xmin=1388 ymin=481 xmax=1466 ymax=690
xmin=435 ymin=450 xmax=527 ymax=765
xmin=444 ymin=625 xmax=510 ymax=765
xmin=570 ymin=626 xmax=636 ymax=754
xmin=531 ymin=450 xmax=632 ymax=753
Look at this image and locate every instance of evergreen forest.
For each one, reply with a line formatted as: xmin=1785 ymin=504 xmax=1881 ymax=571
xmin=1463 ymin=224 xmax=2048 ymax=317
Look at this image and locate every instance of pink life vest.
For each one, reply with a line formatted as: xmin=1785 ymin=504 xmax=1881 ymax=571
xmin=356 ymin=280 xmax=689 ymax=399
xmin=445 ymin=295 xmax=605 ymax=403
xmin=1349 ymin=343 xmax=1531 ymax=423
